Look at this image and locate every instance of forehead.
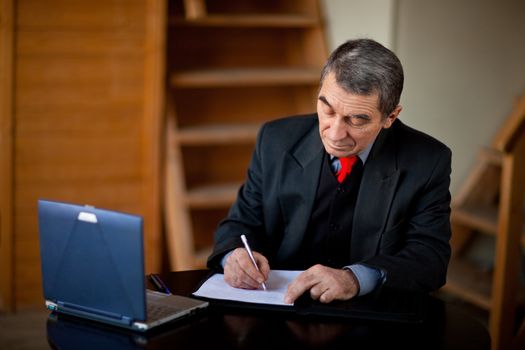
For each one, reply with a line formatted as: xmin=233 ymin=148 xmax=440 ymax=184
xmin=319 ymin=72 xmax=381 ymax=116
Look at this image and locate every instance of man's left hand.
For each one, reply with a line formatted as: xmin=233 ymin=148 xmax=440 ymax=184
xmin=284 ymin=264 xmax=359 ymax=304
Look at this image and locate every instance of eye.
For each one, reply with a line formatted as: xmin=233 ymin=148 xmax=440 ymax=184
xmin=345 ymin=114 xmax=372 ymax=128
xmin=322 ymin=105 xmax=335 ymax=115
xmin=351 ymin=114 xmax=371 ymax=126
xmin=351 ymin=116 xmax=368 ymax=125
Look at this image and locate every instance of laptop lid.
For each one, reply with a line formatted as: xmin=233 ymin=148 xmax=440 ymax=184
xmin=38 ymin=199 xmax=147 ymax=327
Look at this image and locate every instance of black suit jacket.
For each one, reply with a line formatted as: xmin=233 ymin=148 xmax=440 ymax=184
xmin=208 ymin=114 xmax=452 ymax=292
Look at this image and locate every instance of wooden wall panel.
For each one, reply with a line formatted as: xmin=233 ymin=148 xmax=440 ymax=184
xmin=11 ymin=0 xmax=163 ymax=309
xmin=0 ymin=0 xmax=15 ymax=312
xmin=142 ymin=0 xmax=165 ymax=274
xmin=16 ymin=0 xmax=145 ymax=28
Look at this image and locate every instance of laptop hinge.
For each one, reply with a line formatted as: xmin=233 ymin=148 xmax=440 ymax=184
xmin=53 ymin=300 xmax=133 ymax=326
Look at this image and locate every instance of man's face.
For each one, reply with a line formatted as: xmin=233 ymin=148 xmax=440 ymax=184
xmin=317 ymin=72 xmax=401 ymax=158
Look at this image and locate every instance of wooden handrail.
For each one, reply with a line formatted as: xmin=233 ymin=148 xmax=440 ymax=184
xmin=492 ymin=94 xmax=525 ymax=153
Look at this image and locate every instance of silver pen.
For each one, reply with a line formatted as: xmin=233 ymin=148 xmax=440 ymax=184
xmin=240 ymin=234 xmax=267 ymax=291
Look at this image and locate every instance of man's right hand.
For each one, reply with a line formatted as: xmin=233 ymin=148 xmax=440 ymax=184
xmin=224 ymin=248 xmax=270 ymax=289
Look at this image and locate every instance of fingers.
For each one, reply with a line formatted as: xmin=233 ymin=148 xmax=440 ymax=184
xmin=284 ymin=265 xmax=359 ymax=304
xmin=284 ymin=267 xmax=319 ymax=304
xmin=254 ymin=252 xmax=270 ymax=280
xmin=224 ymin=248 xmax=269 ymax=289
xmin=309 ymin=283 xmax=328 ymax=301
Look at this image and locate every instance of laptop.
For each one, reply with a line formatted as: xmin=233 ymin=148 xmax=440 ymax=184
xmin=38 ymin=199 xmax=208 ymax=332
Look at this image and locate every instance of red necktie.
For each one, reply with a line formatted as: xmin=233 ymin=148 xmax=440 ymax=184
xmin=336 ymin=156 xmax=358 ymax=183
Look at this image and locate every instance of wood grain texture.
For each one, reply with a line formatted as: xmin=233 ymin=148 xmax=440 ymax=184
xmin=0 ymin=0 xmax=15 ymax=312
xmin=142 ymin=0 xmax=165 ymax=276
xmin=12 ymin=0 xmax=163 ymax=308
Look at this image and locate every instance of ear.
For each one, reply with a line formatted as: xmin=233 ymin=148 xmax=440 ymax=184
xmin=383 ymin=105 xmax=402 ymax=129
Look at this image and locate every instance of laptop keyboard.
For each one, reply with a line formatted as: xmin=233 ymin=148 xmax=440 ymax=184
xmin=146 ymin=302 xmax=184 ymax=322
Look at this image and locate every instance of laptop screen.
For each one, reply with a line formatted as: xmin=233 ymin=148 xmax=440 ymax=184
xmin=38 ymin=200 xmax=147 ymax=322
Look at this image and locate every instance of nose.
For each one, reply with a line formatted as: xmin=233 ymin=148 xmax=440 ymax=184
xmin=326 ymin=117 xmax=348 ymax=141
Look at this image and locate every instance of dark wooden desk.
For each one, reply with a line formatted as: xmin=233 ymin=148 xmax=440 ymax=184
xmin=43 ymin=270 xmax=490 ymax=350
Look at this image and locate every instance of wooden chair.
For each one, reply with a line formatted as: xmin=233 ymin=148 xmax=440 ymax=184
xmin=445 ymin=93 xmax=525 ymax=350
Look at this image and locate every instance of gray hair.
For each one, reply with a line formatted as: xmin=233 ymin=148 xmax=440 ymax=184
xmin=320 ymin=39 xmax=404 ymax=117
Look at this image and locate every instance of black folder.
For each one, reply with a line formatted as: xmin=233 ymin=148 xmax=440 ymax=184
xmin=193 ymin=271 xmax=427 ymax=324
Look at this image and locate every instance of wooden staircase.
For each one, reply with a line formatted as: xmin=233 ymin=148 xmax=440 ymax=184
xmin=444 ymin=93 xmax=525 ymax=350
xmin=164 ymin=0 xmax=327 ymax=270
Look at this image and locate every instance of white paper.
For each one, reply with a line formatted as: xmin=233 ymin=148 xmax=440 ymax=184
xmin=193 ymin=270 xmax=303 ymax=306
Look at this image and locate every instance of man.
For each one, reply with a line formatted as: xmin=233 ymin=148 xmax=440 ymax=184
xmin=207 ymin=39 xmax=451 ymax=304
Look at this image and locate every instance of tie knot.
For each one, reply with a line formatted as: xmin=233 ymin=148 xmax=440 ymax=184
xmin=335 ymin=156 xmax=358 ymax=183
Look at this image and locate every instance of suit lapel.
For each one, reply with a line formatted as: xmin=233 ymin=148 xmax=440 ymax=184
xmin=351 ymin=125 xmax=400 ymax=262
xmin=276 ymin=124 xmax=324 ymax=262
xmin=275 ymin=118 xmax=402 ymax=263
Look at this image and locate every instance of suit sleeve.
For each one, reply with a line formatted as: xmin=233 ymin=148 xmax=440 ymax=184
xmin=207 ymin=124 xmax=269 ymax=270
xmin=362 ymin=147 xmax=452 ymax=292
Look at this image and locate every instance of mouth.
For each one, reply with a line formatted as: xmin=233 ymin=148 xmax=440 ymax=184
xmin=321 ymin=134 xmax=356 ymax=154
xmin=328 ymin=143 xmax=354 ymax=152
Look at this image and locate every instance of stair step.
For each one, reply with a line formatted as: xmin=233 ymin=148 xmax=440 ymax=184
xmin=452 ymin=205 xmax=525 ymax=245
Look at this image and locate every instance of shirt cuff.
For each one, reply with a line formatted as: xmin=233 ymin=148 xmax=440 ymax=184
xmin=221 ymin=251 xmax=234 ymax=268
xmin=346 ymin=264 xmax=383 ymax=296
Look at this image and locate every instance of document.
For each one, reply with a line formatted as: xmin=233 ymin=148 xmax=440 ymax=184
xmin=193 ymin=270 xmax=302 ymax=306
